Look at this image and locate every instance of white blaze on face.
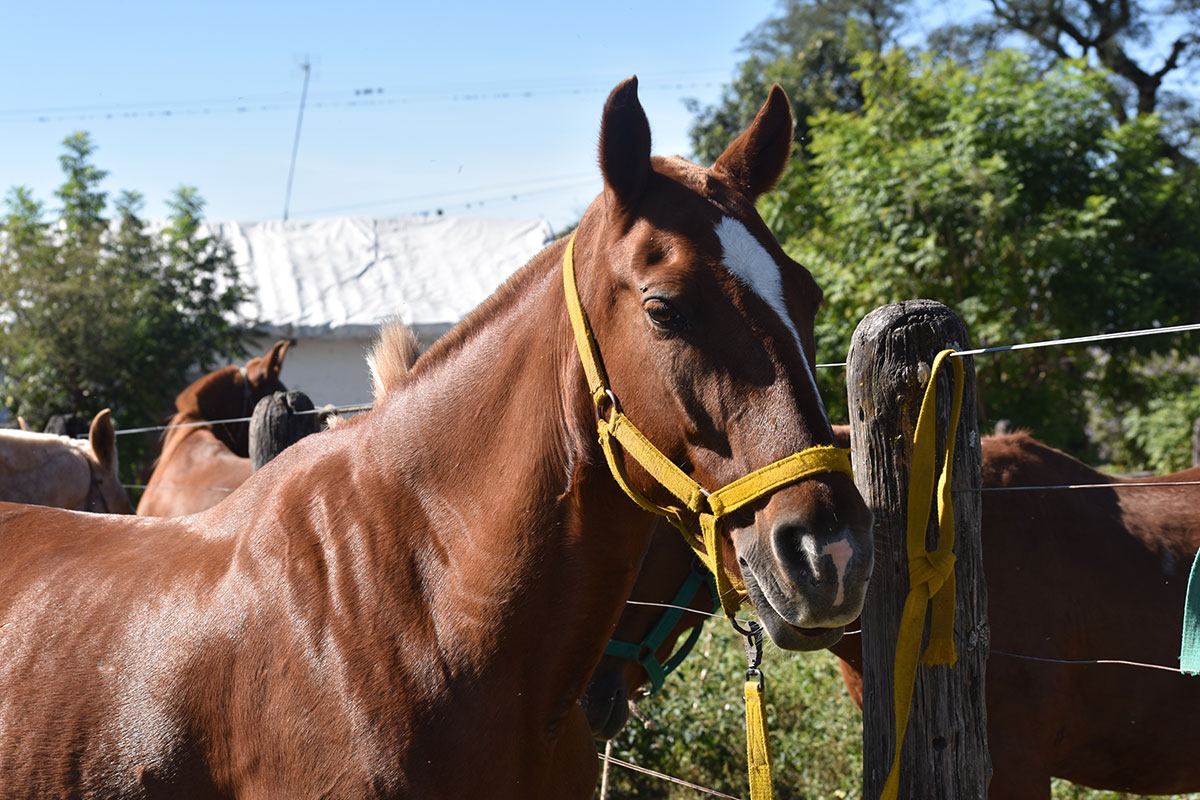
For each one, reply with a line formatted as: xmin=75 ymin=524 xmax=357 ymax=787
xmin=715 ymin=216 xmax=824 ymax=414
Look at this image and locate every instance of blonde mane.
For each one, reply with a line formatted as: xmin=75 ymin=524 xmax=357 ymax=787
xmin=367 ymin=319 xmax=421 ymax=404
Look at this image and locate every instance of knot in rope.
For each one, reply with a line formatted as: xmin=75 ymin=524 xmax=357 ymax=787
xmin=909 ymin=549 xmax=956 ymax=597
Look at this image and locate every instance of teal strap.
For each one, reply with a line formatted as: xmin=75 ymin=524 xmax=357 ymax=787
xmin=604 ymin=562 xmax=718 ymax=693
xmin=1180 ymin=548 xmax=1200 ymax=674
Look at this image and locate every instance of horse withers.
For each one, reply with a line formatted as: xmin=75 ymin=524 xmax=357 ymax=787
xmin=0 ymin=408 xmax=132 ymax=514
xmin=0 ymin=78 xmax=871 ymax=798
xmin=136 ymin=340 xmax=291 ymax=516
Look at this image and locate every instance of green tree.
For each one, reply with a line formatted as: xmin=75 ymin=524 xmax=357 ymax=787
xmin=779 ymin=50 xmax=1199 ymax=457
xmin=0 ymin=131 xmax=259 ymax=476
xmin=685 ymin=0 xmax=904 ymax=167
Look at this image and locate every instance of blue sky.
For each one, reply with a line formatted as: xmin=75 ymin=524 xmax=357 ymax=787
xmin=1 ymin=1 xmax=794 ymax=232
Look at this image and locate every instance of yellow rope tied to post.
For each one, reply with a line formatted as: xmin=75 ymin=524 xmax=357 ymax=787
xmin=880 ymin=348 xmax=964 ymax=800
xmin=562 ymin=234 xmax=851 ymax=800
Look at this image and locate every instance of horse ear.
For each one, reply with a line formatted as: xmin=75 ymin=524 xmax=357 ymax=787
xmin=598 ymin=76 xmax=652 ymax=219
xmin=265 ymin=339 xmax=292 ymax=379
xmin=89 ymin=409 xmax=117 ymax=470
xmin=710 ymin=85 xmax=794 ymax=201
xmin=247 ymin=339 xmax=292 ymax=385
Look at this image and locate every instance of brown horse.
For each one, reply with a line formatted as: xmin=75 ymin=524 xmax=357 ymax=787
xmin=0 ymin=409 xmax=133 ymax=514
xmin=603 ymin=429 xmax=1200 ymax=798
xmin=136 ymin=340 xmax=291 ymax=516
xmin=0 ymin=78 xmax=872 ymax=798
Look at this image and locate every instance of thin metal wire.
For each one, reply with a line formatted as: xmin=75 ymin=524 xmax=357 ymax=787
xmin=123 ymin=484 xmax=234 ymax=493
xmin=111 ymin=403 xmax=373 ymax=437
xmin=596 ymin=752 xmax=743 ymax=800
xmin=991 ymin=650 xmax=1183 ymax=674
xmin=816 ymin=320 xmax=1200 ymax=369
xmin=956 ymin=480 xmax=1200 ymax=493
xmin=624 ymin=599 xmax=727 ymax=620
xmin=838 ymin=629 xmax=1183 ymax=674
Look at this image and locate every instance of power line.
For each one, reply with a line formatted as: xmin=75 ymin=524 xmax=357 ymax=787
xmin=0 ymin=79 xmax=723 ymax=127
xmin=293 ymin=173 xmax=598 ymax=218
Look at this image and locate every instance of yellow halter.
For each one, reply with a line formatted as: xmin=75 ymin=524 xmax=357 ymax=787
xmin=562 ymin=232 xmax=853 ymax=618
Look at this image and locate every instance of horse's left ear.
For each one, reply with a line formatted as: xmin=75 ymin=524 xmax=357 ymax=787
xmin=264 ymin=339 xmax=292 ymax=379
xmin=598 ymin=76 xmax=653 ymax=220
xmin=89 ymin=409 xmax=117 ymax=470
xmin=247 ymin=339 xmax=292 ymax=385
xmin=711 ymin=85 xmax=794 ymax=201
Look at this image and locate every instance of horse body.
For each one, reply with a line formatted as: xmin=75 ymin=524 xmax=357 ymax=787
xmin=0 ymin=79 xmax=871 ymax=798
xmin=970 ymin=433 xmax=1200 ymax=798
xmin=0 ymin=409 xmax=132 ymax=513
xmin=136 ymin=342 xmax=290 ymax=517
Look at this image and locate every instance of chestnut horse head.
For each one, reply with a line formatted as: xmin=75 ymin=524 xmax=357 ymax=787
xmin=136 ymin=340 xmax=290 ymax=516
xmin=0 ymin=409 xmax=133 ymax=514
xmin=566 ymin=78 xmax=872 ymax=651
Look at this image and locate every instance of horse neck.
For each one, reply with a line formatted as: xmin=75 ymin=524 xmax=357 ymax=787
xmin=360 ymin=244 xmax=660 ymax=725
xmin=163 ymin=367 xmax=248 ymax=456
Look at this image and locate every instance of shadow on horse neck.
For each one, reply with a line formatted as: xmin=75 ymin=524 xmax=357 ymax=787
xmin=0 ymin=77 xmax=871 ymax=799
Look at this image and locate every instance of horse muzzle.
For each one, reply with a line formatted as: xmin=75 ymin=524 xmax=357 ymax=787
xmin=732 ymin=502 xmax=873 ymax=651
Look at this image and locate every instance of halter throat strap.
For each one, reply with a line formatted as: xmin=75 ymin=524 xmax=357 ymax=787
xmin=561 ymin=234 xmax=853 ymax=619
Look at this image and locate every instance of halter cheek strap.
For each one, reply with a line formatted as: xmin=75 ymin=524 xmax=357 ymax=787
xmin=562 ymin=233 xmax=853 ymax=620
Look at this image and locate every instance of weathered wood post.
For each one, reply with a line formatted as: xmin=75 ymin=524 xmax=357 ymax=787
xmin=846 ymin=300 xmax=988 ymax=798
xmin=250 ymin=390 xmax=317 ymax=471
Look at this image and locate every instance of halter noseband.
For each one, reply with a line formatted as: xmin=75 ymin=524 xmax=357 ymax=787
xmin=562 ymin=234 xmax=854 ymax=620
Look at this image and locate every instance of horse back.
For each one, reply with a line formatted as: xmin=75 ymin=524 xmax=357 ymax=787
xmin=0 ymin=431 xmax=92 ymax=509
xmin=138 ymin=428 xmax=252 ymax=517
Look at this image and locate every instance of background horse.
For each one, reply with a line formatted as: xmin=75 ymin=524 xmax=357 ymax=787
xmin=605 ymin=429 xmax=1200 ymax=799
xmin=136 ymin=340 xmax=291 ymax=516
xmin=0 ymin=408 xmax=132 ymax=514
xmin=0 ymin=78 xmax=871 ymax=798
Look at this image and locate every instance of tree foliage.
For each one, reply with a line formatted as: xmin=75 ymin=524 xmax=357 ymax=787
xmin=0 ymin=132 xmax=259 ymax=472
xmin=775 ymin=50 xmax=1200 ymax=458
xmin=686 ymin=0 xmax=903 ymax=166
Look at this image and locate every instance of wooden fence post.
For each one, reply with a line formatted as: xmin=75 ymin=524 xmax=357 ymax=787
xmin=846 ymin=300 xmax=989 ymax=799
xmin=250 ymin=390 xmax=316 ymax=472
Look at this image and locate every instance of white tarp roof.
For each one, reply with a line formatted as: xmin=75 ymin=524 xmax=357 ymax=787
xmin=203 ymin=216 xmax=556 ymax=341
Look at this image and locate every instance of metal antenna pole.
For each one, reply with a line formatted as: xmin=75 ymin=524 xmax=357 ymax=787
xmin=283 ymin=58 xmax=311 ymax=221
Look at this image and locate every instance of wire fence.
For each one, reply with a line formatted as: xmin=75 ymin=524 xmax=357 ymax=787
xmin=597 ymin=317 xmax=1200 ymax=796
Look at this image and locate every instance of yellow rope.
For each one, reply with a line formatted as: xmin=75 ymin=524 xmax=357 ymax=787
xmin=880 ymin=349 xmax=964 ymax=800
xmin=744 ymin=677 xmax=774 ymax=800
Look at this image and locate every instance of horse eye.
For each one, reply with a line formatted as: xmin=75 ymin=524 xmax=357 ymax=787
xmin=644 ymin=298 xmax=685 ymax=330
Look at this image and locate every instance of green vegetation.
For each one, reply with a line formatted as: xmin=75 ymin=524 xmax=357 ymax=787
xmin=686 ymin=0 xmax=1200 ymax=471
xmin=595 ymin=627 xmax=1200 ymax=799
xmin=776 ymin=49 xmax=1200 ymax=460
xmin=0 ymin=131 xmax=259 ymax=477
